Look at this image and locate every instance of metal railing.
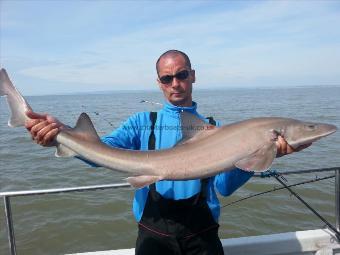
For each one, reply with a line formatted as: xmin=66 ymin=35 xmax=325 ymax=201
xmin=1 ymin=168 xmax=340 ymax=255
xmin=336 ymin=170 xmax=340 ymax=232
xmin=0 ymin=183 xmax=131 ymax=255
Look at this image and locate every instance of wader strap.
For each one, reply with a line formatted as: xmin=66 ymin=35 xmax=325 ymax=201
xmin=148 ymin=112 xmax=157 ymax=191
xmin=199 ymin=116 xmax=216 ymax=199
xmin=148 ymin=111 xmax=157 ymax=151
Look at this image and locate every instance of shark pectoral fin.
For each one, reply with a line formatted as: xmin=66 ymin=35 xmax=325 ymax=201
xmin=55 ymin=144 xmax=77 ymax=157
xmin=235 ymin=142 xmax=277 ymax=172
xmin=125 ymin=175 xmax=162 ymax=188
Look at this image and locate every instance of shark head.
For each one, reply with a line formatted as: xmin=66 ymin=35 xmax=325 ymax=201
xmin=283 ymin=120 xmax=337 ymax=149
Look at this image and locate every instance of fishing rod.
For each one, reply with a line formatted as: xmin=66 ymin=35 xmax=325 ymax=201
xmin=254 ymin=167 xmax=340 ymax=177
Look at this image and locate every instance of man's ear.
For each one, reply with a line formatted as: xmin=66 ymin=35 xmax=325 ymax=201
xmin=191 ymin=69 xmax=196 ymax=83
xmin=157 ymin=78 xmax=163 ymax=90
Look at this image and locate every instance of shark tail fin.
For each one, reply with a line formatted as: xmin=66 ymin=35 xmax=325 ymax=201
xmin=55 ymin=113 xmax=101 ymax=157
xmin=0 ymin=68 xmax=32 ymax=127
xmin=0 ymin=69 xmax=9 ymax=95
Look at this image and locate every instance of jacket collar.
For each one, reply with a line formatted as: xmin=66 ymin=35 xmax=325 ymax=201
xmin=162 ymin=101 xmax=198 ymax=116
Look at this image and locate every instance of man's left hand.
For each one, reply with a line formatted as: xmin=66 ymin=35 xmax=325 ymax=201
xmin=276 ymin=136 xmax=312 ymax=158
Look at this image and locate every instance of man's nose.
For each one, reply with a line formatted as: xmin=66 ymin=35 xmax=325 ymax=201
xmin=171 ymin=77 xmax=180 ymax=88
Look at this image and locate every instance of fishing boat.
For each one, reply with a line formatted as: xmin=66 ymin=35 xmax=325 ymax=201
xmin=1 ymin=167 xmax=340 ymax=255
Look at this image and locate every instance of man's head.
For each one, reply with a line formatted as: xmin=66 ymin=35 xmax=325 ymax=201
xmin=156 ymin=50 xmax=195 ymax=107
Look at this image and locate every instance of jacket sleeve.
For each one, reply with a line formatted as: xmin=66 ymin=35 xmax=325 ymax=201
xmin=214 ymin=169 xmax=254 ymax=196
xmin=101 ymin=113 xmax=141 ymax=150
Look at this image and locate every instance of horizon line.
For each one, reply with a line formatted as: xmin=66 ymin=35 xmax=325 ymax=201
xmin=23 ymin=84 xmax=340 ymax=97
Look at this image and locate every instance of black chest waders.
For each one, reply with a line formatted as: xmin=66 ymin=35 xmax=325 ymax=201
xmin=135 ymin=112 xmax=224 ymax=255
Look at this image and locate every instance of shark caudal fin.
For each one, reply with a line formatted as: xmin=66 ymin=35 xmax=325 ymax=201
xmin=55 ymin=113 xmax=101 ymax=157
xmin=0 ymin=68 xmax=32 ymax=127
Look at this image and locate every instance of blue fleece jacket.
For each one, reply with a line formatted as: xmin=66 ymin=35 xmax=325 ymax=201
xmin=101 ymin=101 xmax=253 ymax=222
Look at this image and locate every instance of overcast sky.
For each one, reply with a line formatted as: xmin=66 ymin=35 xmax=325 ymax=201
xmin=1 ymin=0 xmax=339 ymax=95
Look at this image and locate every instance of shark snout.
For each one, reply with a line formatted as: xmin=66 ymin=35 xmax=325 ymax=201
xmin=321 ymin=123 xmax=337 ymax=137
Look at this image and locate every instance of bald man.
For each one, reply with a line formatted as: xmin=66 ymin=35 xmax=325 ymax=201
xmin=26 ymin=50 xmax=305 ymax=255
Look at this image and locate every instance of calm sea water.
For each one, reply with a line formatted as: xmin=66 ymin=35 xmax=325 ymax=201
xmin=0 ymin=87 xmax=339 ymax=255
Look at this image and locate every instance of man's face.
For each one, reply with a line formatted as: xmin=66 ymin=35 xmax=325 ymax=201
xmin=157 ymin=54 xmax=195 ymax=107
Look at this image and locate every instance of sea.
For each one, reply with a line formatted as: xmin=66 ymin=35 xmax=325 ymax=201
xmin=0 ymin=86 xmax=339 ymax=255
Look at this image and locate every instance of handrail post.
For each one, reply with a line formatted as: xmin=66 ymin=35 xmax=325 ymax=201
xmin=336 ymin=170 xmax=340 ymax=240
xmin=4 ymin=196 xmax=17 ymax=255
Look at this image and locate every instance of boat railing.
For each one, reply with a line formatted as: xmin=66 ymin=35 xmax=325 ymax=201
xmin=0 ymin=183 xmax=131 ymax=255
xmin=1 ymin=167 xmax=340 ymax=255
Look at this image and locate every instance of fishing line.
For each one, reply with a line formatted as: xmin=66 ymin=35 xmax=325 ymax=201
xmin=81 ymin=105 xmax=115 ymax=127
xmin=80 ymin=99 xmax=163 ymax=127
xmin=274 ymin=175 xmax=340 ymax=240
xmin=222 ymin=172 xmax=340 ymax=238
xmin=140 ymin=99 xmax=163 ymax=106
xmin=221 ymin=174 xmax=335 ymax=208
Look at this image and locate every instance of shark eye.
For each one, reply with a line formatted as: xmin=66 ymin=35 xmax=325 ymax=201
xmin=305 ymin=124 xmax=316 ymax=131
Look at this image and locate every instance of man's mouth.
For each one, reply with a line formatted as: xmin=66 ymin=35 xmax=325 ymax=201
xmin=171 ymin=92 xmax=182 ymax=96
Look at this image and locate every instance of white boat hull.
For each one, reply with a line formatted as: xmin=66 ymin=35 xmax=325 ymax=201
xmin=66 ymin=228 xmax=340 ymax=255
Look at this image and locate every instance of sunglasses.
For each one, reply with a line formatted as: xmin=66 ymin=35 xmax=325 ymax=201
xmin=159 ymin=70 xmax=190 ymax=84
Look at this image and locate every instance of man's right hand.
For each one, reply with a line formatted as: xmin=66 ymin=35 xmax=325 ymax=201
xmin=25 ymin=110 xmax=66 ymax=147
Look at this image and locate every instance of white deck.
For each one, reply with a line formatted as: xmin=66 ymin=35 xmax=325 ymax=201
xmin=66 ymin=228 xmax=340 ymax=255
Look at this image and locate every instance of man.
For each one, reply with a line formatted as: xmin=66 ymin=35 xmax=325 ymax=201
xmin=26 ymin=50 xmax=306 ymax=254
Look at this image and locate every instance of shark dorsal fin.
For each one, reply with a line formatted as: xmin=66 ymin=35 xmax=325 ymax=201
xmin=55 ymin=113 xmax=100 ymax=157
xmin=179 ymin=111 xmax=218 ymax=145
xmin=72 ymin=112 xmax=101 ymax=142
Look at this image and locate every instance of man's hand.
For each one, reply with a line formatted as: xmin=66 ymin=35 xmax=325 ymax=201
xmin=25 ymin=110 xmax=66 ymax=147
xmin=276 ymin=136 xmax=312 ymax=158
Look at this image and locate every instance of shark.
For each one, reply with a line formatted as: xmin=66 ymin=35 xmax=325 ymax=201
xmin=0 ymin=68 xmax=337 ymax=187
